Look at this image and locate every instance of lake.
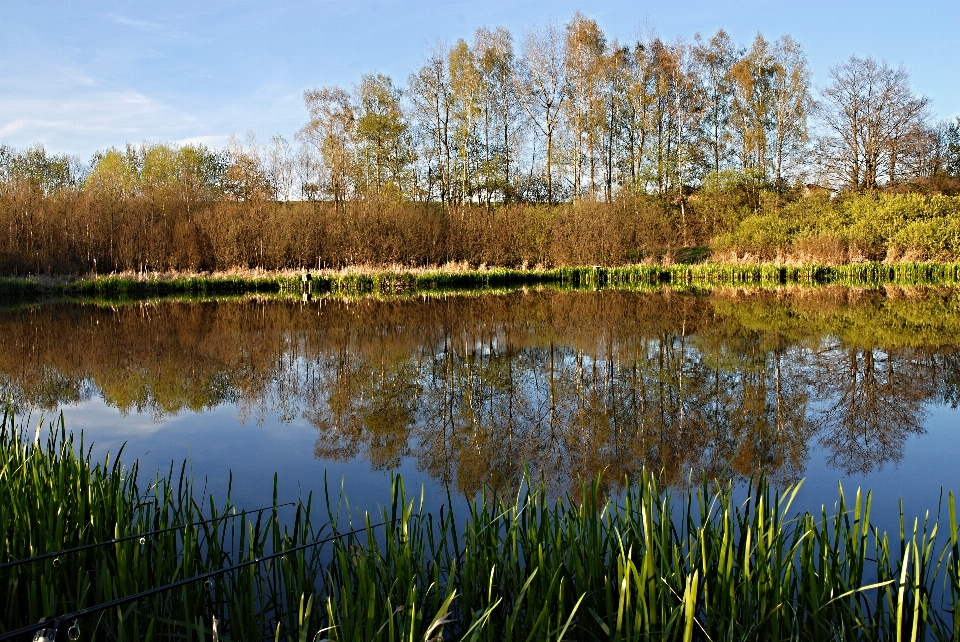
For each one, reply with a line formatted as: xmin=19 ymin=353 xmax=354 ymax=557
xmin=1 ymin=285 xmax=958 ymax=535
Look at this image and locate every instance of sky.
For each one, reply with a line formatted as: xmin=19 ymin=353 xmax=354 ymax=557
xmin=2 ymin=0 xmax=958 ymax=160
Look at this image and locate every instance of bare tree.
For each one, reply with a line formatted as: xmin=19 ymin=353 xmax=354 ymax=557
xmin=516 ymin=22 xmax=568 ymax=204
xmin=266 ymin=134 xmax=295 ymax=202
xmin=408 ymin=48 xmax=454 ymax=207
xmin=769 ymin=35 xmax=812 ymax=188
xmin=817 ymin=56 xmax=929 ymax=189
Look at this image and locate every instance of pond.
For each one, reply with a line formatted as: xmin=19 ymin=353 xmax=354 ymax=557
xmin=1 ymin=285 xmax=958 ymax=535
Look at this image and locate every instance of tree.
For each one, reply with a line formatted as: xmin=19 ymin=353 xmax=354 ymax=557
xmin=598 ymin=40 xmax=631 ymax=201
xmin=449 ymin=39 xmax=483 ymax=203
xmin=646 ymin=39 xmax=701 ymax=199
xmin=692 ymin=30 xmax=739 ymax=178
xmin=266 ymin=135 xmax=295 ymax=202
xmin=951 ymin=118 xmax=960 ymax=176
xmin=173 ymin=144 xmax=224 ymax=216
xmin=86 ymin=148 xmax=138 ymax=200
xmin=616 ymin=41 xmax=654 ymax=191
xmin=139 ymin=143 xmax=180 ymax=201
xmin=1 ymin=145 xmax=78 ymax=196
xmin=354 ymin=74 xmax=412 ymax=198
xmin=817 ymin=56 xmax=929 ymax=189
xmin=408 ymin=48 xmax=454 ymax=206
xmin=768 ymin=36 xmax=812 ymax=187
xmin=729 ymin=34 xmax=775 ymax=178
xmin=300 ymin=85 xmax=356 ymax=208
xmin=222 ymin=135 xmax=272 ymax=203
xmin=516 ymin=22 xmax=568 ymax=204
xmin=474 ymin=26 xmax=518 ymax=205
xmin=564 ymin=12 xmax=606 ymax=200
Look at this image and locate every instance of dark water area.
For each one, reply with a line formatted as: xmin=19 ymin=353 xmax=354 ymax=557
xmin=1 ymin=285 xmax=958 ymax=535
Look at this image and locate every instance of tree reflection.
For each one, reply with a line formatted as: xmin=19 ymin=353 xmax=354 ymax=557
xmin=815 ymin=347 xmax=933 ymax=474
xmin=1 ymin=286 xmax=959 ymax=494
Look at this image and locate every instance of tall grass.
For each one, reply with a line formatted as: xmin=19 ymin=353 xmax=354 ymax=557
xmin=1 ymin=408 xmax=957 ymax=640
xmin=0 ymin=408 xmax=328 ymax=641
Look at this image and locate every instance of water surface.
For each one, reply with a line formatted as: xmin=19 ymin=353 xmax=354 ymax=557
xmin=2 ymin=286 xmax=957 ymax=532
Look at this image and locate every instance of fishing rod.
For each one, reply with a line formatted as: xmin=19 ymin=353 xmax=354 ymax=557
xmin=0 ymin=501 xmax=297 ymax=572
xmin=0 ymin=520 xmax=389 ymax=642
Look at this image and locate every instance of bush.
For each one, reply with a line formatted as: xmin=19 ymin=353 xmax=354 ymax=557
xmin=715 ymin=214 xmax=792 ymax=260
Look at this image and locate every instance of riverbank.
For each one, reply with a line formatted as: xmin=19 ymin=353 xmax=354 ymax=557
xmin=4 ymin=261 xmax=960 ymax=301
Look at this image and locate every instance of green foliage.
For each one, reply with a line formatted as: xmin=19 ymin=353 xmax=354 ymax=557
xmin=715 ymin=214 xmax=792 ymax=259
xmin=0 ymin=408 xmax=333 ymax=641
xmin=0 ymin=144 xmax=78 ymax=196
xmin=714 ymin=193 xmax=960 ymax=263
xmin=85 ymin=143 xmax=227 ymax=203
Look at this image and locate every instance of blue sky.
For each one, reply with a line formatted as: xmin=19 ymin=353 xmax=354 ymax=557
xmin=2 ymin=0 xmax=958 ymax=159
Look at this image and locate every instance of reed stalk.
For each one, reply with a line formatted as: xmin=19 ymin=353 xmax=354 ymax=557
xmin=1 ymin=408 xmax=957 ymax=640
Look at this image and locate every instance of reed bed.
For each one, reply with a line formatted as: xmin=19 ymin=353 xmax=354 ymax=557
xmin=4 ymin=261 xmax=960 ymax=302
xmin=0 ymin=409 xmax=328 ymax=641
xmin=1 ymin=409 xmax=958 ymax=640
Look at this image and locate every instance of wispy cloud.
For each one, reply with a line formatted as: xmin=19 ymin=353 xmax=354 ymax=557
xmin=0 ymin=90 xmax=205 ymax=154
xmin=106 ymin=14 xmax=163 ymax=32
xmin=175 ymin=135 xmax=232 ymax=148
xmin=51 ymin=66 xmax=99 ymax=88
xmin=0 ymin=119 xmax=28 ymax=137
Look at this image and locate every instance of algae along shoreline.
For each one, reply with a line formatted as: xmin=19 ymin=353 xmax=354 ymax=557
xmin=2 ymin=410 xmax=958 ymax=641
xmin=4 ymin=261 xmax=960 ymax=301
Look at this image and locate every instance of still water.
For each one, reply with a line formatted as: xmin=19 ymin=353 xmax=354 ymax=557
xmin=1 ymin=285 xmax=958 ymax=533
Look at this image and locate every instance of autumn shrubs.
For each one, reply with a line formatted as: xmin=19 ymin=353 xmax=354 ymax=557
xmin=0 ymin=189 xmax=682 ymax=274
xmin=1 ymin=178 xmax=960 ymax=275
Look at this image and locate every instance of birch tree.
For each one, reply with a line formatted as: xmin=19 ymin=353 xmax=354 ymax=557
xmin=516 ymin=22 xmax=568 ymax=204
xmin=408 ymin=49 xmax=454 ymax=206
xmin=354 ymin=74 xmax=412 ymax=198
xmin=300 ymin=86 xmax=356 ymax=208
xmin=564 ymin=12 xmax=606 ymax=200
xmin=768 ymin=36 xmax=812 ymax=188
xmin=474 ymin=26 xmax=518 ymax=205
xmin=692 ymin=30 xmax=739 ymax=178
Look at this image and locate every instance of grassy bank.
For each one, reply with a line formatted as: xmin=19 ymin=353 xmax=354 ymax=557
xmin=4 ymin=261 xmax=960 ymax=301
xmin=1 ymin=410 xmax=958 ymax=641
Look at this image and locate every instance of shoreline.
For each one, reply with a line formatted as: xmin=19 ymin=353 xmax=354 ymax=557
xmin=2 ymin=261 xmax=960 ymax=301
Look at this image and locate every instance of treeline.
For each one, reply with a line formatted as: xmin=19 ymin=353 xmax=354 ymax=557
xmin=298 ymin=16 xmax=960 ymax=203
xmin=2 ymin=13 xmax=960 ymax=274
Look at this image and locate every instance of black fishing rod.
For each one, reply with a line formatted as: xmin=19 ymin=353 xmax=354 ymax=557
xmin=0 ymin=501 xmax=297 ymax=572
xmin=0 ymin=520 xmax=388 ymax=642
